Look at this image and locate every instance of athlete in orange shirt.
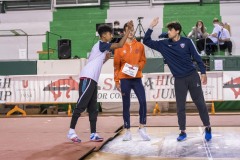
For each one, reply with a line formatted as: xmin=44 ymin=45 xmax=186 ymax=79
xmin=114 ymin=23 xmax=150 ymax=141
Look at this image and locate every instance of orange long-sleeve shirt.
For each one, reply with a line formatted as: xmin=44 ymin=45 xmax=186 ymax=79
xmin=114 ymin=39 xmax=146 ymax=85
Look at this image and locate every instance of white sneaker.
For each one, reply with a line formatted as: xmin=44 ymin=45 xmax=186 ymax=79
xmin=122 ymin=130 xmax=132 ymax=141
xmin=90 ymin=133 xmax=104 ymax=142
xmin=67 ymin=132 xmax=81 ymax=143
xmin=200 ymin=50 xmax=206 ymax=56
xmin=138 ymin=128 xmax=151 ymax=141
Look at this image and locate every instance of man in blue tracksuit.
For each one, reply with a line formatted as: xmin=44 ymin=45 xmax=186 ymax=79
xmin=143 ymin=17 xmax=212 ymax=141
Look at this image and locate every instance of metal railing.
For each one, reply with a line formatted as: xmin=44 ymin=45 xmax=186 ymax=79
xmin=108 ymin=0 xmax=150 ymax=7
xmin=0 ymin=29 xmax=45 ymax=60
xmin=53 ymin=0 xmax=100 ymax=8
xmin=152 ymin=0 xmax=200 ymax=4
xmin=2 ymin=0 xmax=240 ymax=11
xmin=4 ymin=0 xmax=51 ymax=11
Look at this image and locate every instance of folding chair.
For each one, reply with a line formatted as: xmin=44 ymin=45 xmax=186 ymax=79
xmin=204 ymin=31 xmax=221 ymax=55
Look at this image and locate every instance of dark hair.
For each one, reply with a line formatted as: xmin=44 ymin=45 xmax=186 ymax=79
xmin=213 ymin=18 xmax=219 ymax=23
xmin=166 ymin=21 xmax=182 ymax=35
xmin=114 ymin=20 xmax=120 ymax=25
xmin=97 ymin=25 xmax=113 ymax=37
xmin=123 ymin=23 xmax=128 ymax=31
xmin=195 ymin=20 xmax=206 ymax=33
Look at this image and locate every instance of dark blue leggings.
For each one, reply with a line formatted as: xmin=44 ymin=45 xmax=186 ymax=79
xmin=120 ymin=78 xmax=147 ymax=129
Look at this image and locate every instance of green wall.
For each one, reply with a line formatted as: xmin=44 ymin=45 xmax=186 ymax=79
xmin=143 ymin=58 xmax=164 ymax=73
xmin=162 ymin=3 xmax=221 ymax=38
xmin=40 ymin=1 xmax=109 ymax=60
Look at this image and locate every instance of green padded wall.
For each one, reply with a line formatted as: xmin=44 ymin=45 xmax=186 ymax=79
xmin=0 ymin=61 xmax=37 ymax=75
xmin=143 ymin=58 xmax=164 ymax=73
xmin=214 ymin=101 xmax=240 ymax=111
xmin=210 ymin=56 xmax=240 ymax=71
xmin=40 ymin=1 xmax=109 ymax=60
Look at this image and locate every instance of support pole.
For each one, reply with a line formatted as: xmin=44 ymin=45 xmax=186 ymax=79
xmin=68 ymin=104 xmax=72 ymax=116
xmin=211 ymin=101 xmax=215 ymax=114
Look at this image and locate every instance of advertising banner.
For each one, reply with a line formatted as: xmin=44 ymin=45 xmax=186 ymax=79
xmin=0 ymin=72 xmax=223 ymax=103
xmin=0 ymin=75 xmax=79 ymax=103
xmin=98 ymin=72 xmax=223 ymax=102
xmin=223 ymin=72 xmax=240 ymax=101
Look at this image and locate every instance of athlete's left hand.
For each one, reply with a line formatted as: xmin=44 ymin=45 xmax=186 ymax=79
xmin=201 ymin=74 xmax=207 ymax=85
xmin=104 ymin=52 xmax=111 ymax=63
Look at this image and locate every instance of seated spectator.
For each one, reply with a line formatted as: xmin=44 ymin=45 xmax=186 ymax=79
xmin=113 ymin=20 xmax=123 ymax=36
xmin=219 ymin=22 xmax=232 ymax=56
xmin=112 ymin=20 xmax=124 ymax=43
xmin=188 ymin=20 xmax=208 ymax=40
xmin=196 ymin=18 xmax=221 ymax=56
xmin=114 ymin=20 xmax=120 ymax=27
xmin=224 ymin=22 xmax=231 ymax=36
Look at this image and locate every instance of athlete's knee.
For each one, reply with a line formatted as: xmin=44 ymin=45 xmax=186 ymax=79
xmin=72 ymin=111 xmax=80 ymax=118
xmin=72 ymin=108 xmax=82 ymax=117
xmin=89 ymin=111 xmax=98 ymax=121
xmin=89 ymin=116 xmax=97 ymax=123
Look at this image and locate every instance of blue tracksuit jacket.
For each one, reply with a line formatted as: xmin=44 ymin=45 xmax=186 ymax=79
xmin=143 ymin=29 xmax=206 ymax=78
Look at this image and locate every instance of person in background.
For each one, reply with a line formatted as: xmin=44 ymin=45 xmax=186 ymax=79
xmin=188 ymin=20 xmax=208 ymax=40
xmin=143 ymin=17 xmax=212 ymax=142
xmin=112 ymin=20 xmax=124 ymax=44
xmin=114 ymin=22 xmax=150 ymax=141
xmin=113 ymin=20 xmax=123 ymax=36
xmin=223 ymin=22 xmax=231 ymax=35
xmin=114 ymin=20 xmax=120 ymax=29
xmin=219 ymin=22 xmax=232 ymax=55
xmin=67 ymin=20 xmax=133 ymax=143
xmin=196 ymin=18 xmax=221 ymax=56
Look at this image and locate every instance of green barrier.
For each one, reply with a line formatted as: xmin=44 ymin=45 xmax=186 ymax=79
xmin=210 ymin=56 xmax=240 ymax=71
xmin=0 ymin=60 xmax=37 ymax=75
xmin=214 ymin=101 xmax=240 ymax=111
xmin=142 ymin=58 xmax=164 ymax=73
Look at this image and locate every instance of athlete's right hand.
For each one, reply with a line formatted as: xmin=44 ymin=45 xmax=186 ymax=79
xmin=201 ymin=74 xmax=207 ymax=85
xmin=126 ymin=20 xmax=134 ymax=32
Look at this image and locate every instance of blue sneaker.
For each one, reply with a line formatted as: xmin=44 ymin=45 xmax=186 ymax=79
xmin=90 ymin=133 xmax=104 ymax=142
xmin=205 ymin=127 xmax=212 ymax=141
xmin=177 ymin=131 xmax=187 ymax=141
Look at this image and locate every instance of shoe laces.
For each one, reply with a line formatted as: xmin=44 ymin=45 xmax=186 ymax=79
xmin=90 ymin=133 xmax=97 ymax=139
xmin=205 ymin=127 xmax=211 ymax=133
xmin=91 ymin=133 xmax=103 ymax=139
xmin=72 ymin=136 xmax=81 ymax=143
xmin=179 ymin=131 xmax=186 ymax=136
xmin=202 ymin=127 xmax=211 ymax=135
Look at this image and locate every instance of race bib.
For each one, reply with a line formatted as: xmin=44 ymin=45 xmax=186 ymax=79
xmin=121 ymin=63 xmax=139 ymax=77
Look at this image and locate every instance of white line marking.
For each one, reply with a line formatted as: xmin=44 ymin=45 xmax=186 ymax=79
xmin=198 ymin=127 xmax=213 ymax=160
